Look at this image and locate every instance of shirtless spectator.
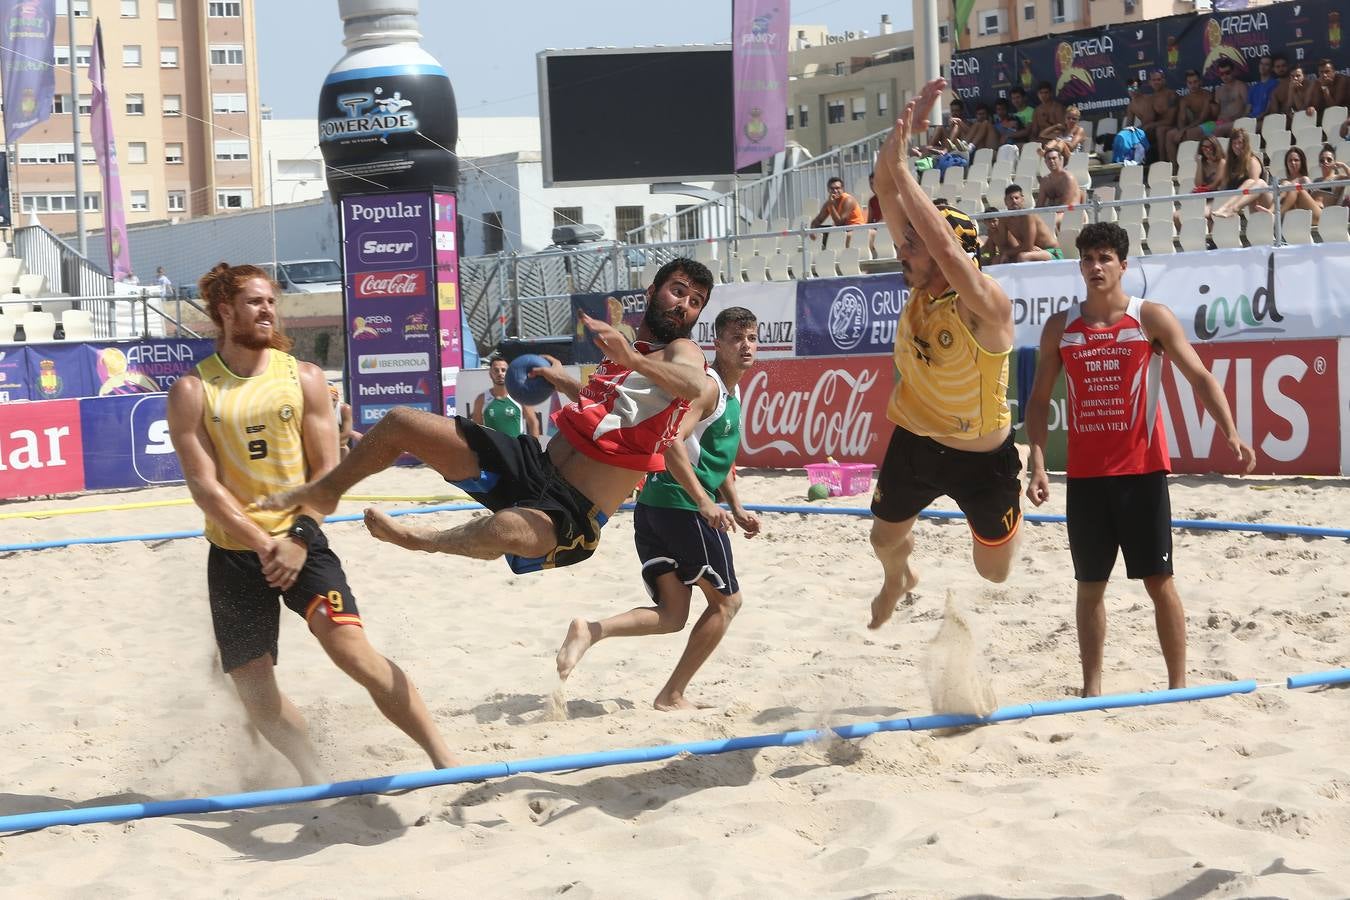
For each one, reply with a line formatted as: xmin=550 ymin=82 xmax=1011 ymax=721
xmin=1122 ymin=78 xmax=1151 ymax=128
xmin=925 ymin=99 xmax=969 ymax=154
xmin=966 ymin=103 xmax=999 ymax=152
xmin=1164 ymin=70 xmax=1217 ymax=164
xmin=1212 ymin=60 xmax=1249 ymax=137
xmin=1041 ymin=105 xmax=1087 ymax=154
xmin=1038 ymin=141 xmax=1085 ymax=226
xmin=1007 ymin=87 xmax=1034 ymax=145
xmin=1030 ymin=82 xmax=1067 ymax=144
xmin=1139 ymin=70 xmax=1178 ymax=163
xmin=1313 ymin=59 xmax=1350 ymax=114
xmin=986 ymin=184 xmax=1062 ymax=264
xmin=1266 ymin=55 xmax=1295 ymax=126
xmin=1274 ymin=64 xmax=1318 ymax=125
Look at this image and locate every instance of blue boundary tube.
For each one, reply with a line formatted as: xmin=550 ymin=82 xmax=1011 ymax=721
xmin=0 ymin=678 xmax=1261 ymax=834
xmin=3 ymin=501 xmax=1347 ymax=554
xmin=1286 ymin=668 xmax=1350 ymax=689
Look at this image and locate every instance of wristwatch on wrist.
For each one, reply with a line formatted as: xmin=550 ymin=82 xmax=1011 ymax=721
xmin=287 ymin=514 xmax=319 ymax=548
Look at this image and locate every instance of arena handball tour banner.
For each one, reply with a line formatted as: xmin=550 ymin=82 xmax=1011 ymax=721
xmin=341 ymin=191 xmax=449 ymax=430
xmin=949 ymin=0 xmax=1348 ymax=111
xmin=0 ymin=338 xmax=213 ymax=403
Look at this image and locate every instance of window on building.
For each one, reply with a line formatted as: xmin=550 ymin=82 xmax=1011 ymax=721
xmin=81 ymin=143 xmax=95 ymax=163
xmin=209 ymin=44 xmax=244 ymax=66
xmin=158 ymin=0 xmax=175 ymax=18
xmin=214 ymin=140 xmax=249 ymax=160
xmin=54 ymin=45 xmax=69 ymax=67
xmin=851 ymin=96 xmax=866 ymax=121
xmin=130 ymin=191 xmax=149 ymax=211
xmin=160 ymin=47 xmax=178 ymax=68
xmin=834 ymin=62 xmax=846 ymax=76
xmin=122 ymin=45 xmax=141 ymax=67
xmin=212 ymin=93 xmax=247 ymax=114
xmin=22 ymin=193 xmax=100 ymax=213
xmin=127 ymin=142 xmax=147 ymax=164
xmin=125 ymin=93 xmax=144 ymax=115
xmin=167 ymin=191 xmax=186 ymax=212
xmin=827 ymin=100 xmax=845 ymax=124
xmin=56 ymin=0 xmax=90 ymax=13
xmin=278 ymin=159 xmax=322 ymax=179
xmin=877 ymin=91 xmax=889 ymax=115
xmin=483 ymin=211 xmax=504 ymax=253
xmin=216 ymin=189 xmax=253 ymax=210
xmin=78 ymin=94 xmax=91 ymax=115
xmin=798 ymin=104 xmax=809 ymax=128
xmin=121 ymin=0 xmax=138 ymax=16
xmin=614 ymin=206 xmax=644 ymax=240
xmin=162 ymin=94 xmax=181 ymax=116
xmin=1024 ymin=3 xmax=1036 ymax=19
xmin=675 ymin=204 xmax=702 ymax=241
xmin=978 ymin=10 xmax=1005 ymax=35
xmin=75 ymin=45 xmax=91 ymax=66
xmin=786 ymin=109 xmax=794 ymax=130
xmin=553 ymin=206 xmax=582 ymax=228
xmin=165 ymin=142 xmax=183 ymax=164
xmin=939 ymin=23 xmax=951 ymax=43
xmin=51 ymin=94 xmax=72 ymax=114
xmin=19 ymin=143 xmax=69 ymax=164
xmin=1050 ymin=0 xmax=1079 ymax=23
xmin=208 ymin=1 xmax=242 ymax=15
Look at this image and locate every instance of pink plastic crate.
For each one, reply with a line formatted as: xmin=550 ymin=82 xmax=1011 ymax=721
xmin=804 ymin=462 xmax=876 ymax=497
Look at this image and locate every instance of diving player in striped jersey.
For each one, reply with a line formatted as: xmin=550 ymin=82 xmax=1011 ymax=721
xmin=868 ymin=78 xmax=1023 ymax=629
xmin=167 ymin=263 xmax=455 ymax=781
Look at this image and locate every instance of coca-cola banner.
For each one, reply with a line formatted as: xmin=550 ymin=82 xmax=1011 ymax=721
xmin=341 ymin=192 xmax=445 ymax=429
xmin=695 ymin=280 xmax=797 ymax=360
xmin=738 ymin=354 xmax=894 ymax=468
xmin=795 ymin=273 xmax=907 ymax=357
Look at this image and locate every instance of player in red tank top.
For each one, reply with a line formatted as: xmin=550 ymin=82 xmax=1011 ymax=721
xmin=260 ymin=259 xmax=716 ymax=575
xmin=1023 ymin=222 xmax=1254 ymax=698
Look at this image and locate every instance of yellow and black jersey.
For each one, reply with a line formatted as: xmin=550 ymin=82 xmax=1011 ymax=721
xmin=196 ymin=351 xmax=307 ymax=550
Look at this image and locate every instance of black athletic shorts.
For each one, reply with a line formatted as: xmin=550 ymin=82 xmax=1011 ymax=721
xmin=206 ymin=528 xmax=361 ymax=673
xmin=450 ymin=416 xmax=607 ymax=574
xmin=633 ymin=502 xmax=740 ymax=598
xmin=870 ymin=425 xmax=1022 ymax=546
xmin=1066 ymin=470 xmax=1173 ymax=582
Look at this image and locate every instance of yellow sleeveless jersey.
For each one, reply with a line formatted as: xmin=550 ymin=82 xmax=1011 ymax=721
xmin=196 ymin=351 xmax=307 ymax=550
xmin=888 ymin=286 xmax=1011 ymax=439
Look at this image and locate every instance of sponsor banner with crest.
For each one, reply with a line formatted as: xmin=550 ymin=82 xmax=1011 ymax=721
xmin=794 ymin=273 xmax=906 ymax=357
xmin=0 ymin=338 xmax=213 ymax=403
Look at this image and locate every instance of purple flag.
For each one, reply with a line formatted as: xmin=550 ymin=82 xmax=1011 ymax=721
xmin=0 ymin=0 xmax=56 ymax=143
xmin=732 ymin=0 xmax=788 ymax=172
xmin=89 ymin=21 xmax=130 ymax=282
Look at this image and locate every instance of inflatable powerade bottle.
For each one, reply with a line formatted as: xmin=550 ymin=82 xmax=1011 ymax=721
xmin=318 ymin=0 xmax=458 ymax=198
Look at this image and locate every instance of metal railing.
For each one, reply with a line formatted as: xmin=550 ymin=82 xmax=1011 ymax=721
xmin=12 ymin=223 xmax=113 ymax=298
xmin=0 ymin=292 xmax=205 ymax=341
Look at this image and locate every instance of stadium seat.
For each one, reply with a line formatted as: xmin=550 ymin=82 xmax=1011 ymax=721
xmin=1317 ymin=204 xmax=1349 ymax=242
xmin=1260 ymin=113 xmax=1289 ymax=135
xmin=61 ymin=308 xmax=94 ymax=341
xmin=1232 ymin=116 xmax=1256 ymax=137
xmin=1177 ymin=217 xmax=1209 ymax=253
xmin=1146 ymin=219 xmax=1175 ymax=254
xmin=1281 ymin=208 xmax=1314 ymax=245
xmin=1292 ymin=126 xmax=1324 ymax=151
xmin=1262 ymin=130 xmax=1293 ymax=155
xmin=720 ymin=253 xmax=741 ymax=284
xmin=971 ymin=147 xmax=995 ymax=168
xmin=995 ymin=143 xmax=1018 ymax=165
xmin=743 ymin=254 xmax=768 ymax=283
xmin=1147 ymin=161 xmax=1175 ymax=196
xmin=1245 ymin=210 xmax=1275 ymax=246
xmin=1210 ymin=215 xmax=1243 ymax=249
xmin=1121 ymin=222 xmax=1145 ymax=259
xmin=641 ymin=262 xmax=661 ymax=287
xmin=872 ymin=236 xmax=897 ymax=260
xmin=833 ymin=246 xmax=860 ymax=276
xmin=1321 ymin=106 xmax=1348 ymax=137
xmin=920 ymin=168 xmax=942 ymax=198
xmin=21 ymin=311 xmax=55 ymax=342
xmin=1058 ymin=222 xmax=1081 ymax=259
xmin=811 ymin=248 xmax=837 ymax=278
xmin=766 ymin=252 xmax=792 ymax=281
xmin=0 ymin=313 xmax=13 ymax=342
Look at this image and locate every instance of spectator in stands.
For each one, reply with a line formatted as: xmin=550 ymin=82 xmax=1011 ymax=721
xmin=1038 ymin=140 xmax=1085 ymax=227
xmin=1122 ymin=77 xmax=1149 ymax=128
xmin=1041 ymin=104 xmax=1087 ymax=154
xmin=1213 ymin=60 xmax=1249 ymax=138
xmin=1191 ymin=135 xmax=1224 ymax=194
xmin=1273 ymin=64 xmax=1317 ymax=122
xmin=1008 ymin=87 xmax=1034 ymax=144
xmin=1278 ymin=147 xmax=1326 ymax=225
xmin=1313 ymin=59 xmax=1350 ymax=113
xmin=993 ymin=99 xmax=1021 ymax=145
xmin=985 ymin=184 xmax=1061 ymax=264
xmin=1266 ymin=55 xmax=1295 ymax=125
xmin=1164 ymin=70 xmax=1217 ymax=164
xmin=967 ymin=103 xmax=999 ymax=152
xmin=1139 ymin=70 xmax=1178 ymax=164
xmin=810 ymin=176 xmax=866 ymax=248
xmin=1211 ymin=127 xmax=1273 ymax=219
xmin=155 ymin=266 xmax=174 ymax=298
xmin=1312 ymin=144 xmax=1350 ymax=209
xmin=1030 ymin=82 xmax=1067 ymax=144
xmin=923 ymin=99 xmax=969 ymax=155
xmin=1247 ymin=55 xmax=1278 ymax=120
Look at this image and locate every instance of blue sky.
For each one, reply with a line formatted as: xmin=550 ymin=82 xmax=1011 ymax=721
xmin=256 ymin=2 xmax=911 ymax=119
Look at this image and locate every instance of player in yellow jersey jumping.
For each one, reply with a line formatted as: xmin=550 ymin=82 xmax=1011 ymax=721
xmin=867 ymin=78 xmax=1022 ymax=629
xmin=167 ymin=263 xmax=455 ymax=782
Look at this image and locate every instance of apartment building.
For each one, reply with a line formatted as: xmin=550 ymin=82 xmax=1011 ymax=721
xmin=11 ymin=0 xmax=263 ymax=236
xmin=957 ymin=0 xmax=1278 ymax=49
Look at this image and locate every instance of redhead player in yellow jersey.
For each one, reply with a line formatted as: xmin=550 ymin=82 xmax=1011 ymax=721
xmin=167 ymin=263 xmax=454 ymax=782
xmin=867 ymin=78 xmax=1022 ymax=629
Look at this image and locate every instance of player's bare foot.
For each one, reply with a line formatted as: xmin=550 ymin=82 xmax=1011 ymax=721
xmin=653 ymin=692 xmax=703 ymax=711
xmin=363 ymin=507 xmax=424 ymax=550
xmin=868 ymin=565 xmax=918 ymax=629
xmin=556 ymin=618 xmax=598 ymax=681
xmin=257 ymin=480 xmax=342 ymax=515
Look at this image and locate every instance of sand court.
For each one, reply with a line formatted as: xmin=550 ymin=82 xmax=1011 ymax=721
xmin=2 ymin=467 xmax=1349 ymax=896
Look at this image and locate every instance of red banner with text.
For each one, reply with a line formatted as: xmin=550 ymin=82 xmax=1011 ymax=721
xmin=0 ymin=399 xmax=84 ymax=499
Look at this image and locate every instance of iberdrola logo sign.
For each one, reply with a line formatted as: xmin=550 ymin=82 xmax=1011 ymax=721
xmin=320 ymin=86 xmax=418 ymax=144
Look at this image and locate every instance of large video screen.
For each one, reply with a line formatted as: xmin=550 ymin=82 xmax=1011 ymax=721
xmin=538 ymin=47 xmax=758 ymax=187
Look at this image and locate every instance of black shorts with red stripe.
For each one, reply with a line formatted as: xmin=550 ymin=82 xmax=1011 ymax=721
xmin=206 ymin=527 xmax=361 ymax=672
